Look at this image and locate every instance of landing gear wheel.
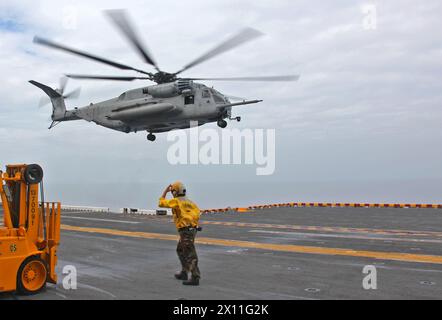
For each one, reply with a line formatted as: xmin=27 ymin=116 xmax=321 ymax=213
xmin=147 ymin=133 xmax=156 ymax=141
xmin=217 ymin=119 xmax=227 ymax=128
xmin=17 ymin=256 xmax=47 ymax=295
xmin=24 ymin=164 xmax=43 ymax=184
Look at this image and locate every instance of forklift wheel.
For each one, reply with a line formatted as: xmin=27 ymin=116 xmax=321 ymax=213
xmin=24 ymin=164 xmax=43 ymax=184
xmin=17 ymin=256 xmax=48 ymax=295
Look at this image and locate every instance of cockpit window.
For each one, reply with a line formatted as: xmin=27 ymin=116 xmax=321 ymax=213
xmin=210 ymin=89 xmax=226 ymax=104
xmin=202 ymin=89 xmax=211 ymax=98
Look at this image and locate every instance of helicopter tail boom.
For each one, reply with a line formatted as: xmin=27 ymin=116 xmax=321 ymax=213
xmin=29 ymin=80 xmax=80 ymax=125
xmin=29 ymin=80 xmax=65 ymax=120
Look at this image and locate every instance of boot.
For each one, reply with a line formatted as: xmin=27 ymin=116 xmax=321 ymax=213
xmin=183 ymin=277 xmax=199 ymax=286
xmin=174 ymin=271 xmax=188 ymax=280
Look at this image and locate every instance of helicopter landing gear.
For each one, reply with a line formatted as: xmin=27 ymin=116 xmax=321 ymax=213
xmin=229 ymin=116 xmax=241 ymax=122
xmin=147 ymin=133 xmax=156 ymax=141
xmin=217 ymin=119 xmax=227 ymax=128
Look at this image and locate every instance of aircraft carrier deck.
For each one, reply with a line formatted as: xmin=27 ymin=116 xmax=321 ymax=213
xmin=1 ymin=206 xmax=442 ymax=300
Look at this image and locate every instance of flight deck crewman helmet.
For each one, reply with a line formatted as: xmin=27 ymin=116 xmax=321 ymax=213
xmin=171 ymin=181 xmax=186 ymax=198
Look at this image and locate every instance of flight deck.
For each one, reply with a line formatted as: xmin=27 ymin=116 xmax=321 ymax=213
xmin=1 ymin=206 xmax=441 ymax=300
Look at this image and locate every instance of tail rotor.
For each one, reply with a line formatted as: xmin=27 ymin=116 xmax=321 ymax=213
xmin=38 ymin=77 xmax=81 ymax=108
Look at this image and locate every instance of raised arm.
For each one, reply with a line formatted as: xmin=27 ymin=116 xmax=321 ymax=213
xmin=159 ymin=184 xmax=180 ymax=209
xmin=161 ymin=184 xmax=173 ymax=199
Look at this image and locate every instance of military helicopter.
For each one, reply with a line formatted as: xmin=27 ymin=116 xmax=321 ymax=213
xmin=30 ymin=10 xmax=299 ymax=141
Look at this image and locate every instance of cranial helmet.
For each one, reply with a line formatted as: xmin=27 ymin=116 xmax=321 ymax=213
xmin=171 ymin=181 xmax=186 ymax=197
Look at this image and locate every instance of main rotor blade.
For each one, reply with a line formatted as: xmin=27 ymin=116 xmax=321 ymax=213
xmin=66 ymin=74 xmax=152 ymax=81
xmin=33 ymin=36 xmax=153 ymax=76
xmin=183 ymin=75 xmax=300 ymax=81
xmin=175 ymin=27 xmax=264 ymax=75
xmin=105 ymin=9 xmax=159 ymax=71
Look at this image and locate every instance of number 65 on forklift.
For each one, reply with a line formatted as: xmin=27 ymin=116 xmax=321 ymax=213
xmin=0 ymin=164 xmax=61 ymax=295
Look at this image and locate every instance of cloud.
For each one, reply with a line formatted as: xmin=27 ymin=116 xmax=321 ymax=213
xmin=0 ymin=0 xmax=441 ymax=208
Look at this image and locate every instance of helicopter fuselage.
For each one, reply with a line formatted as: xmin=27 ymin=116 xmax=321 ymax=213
xmin=65 ymin=81 xmax=233 ymax=134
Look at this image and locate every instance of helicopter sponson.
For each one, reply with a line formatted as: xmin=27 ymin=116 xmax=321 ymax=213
xmin=108 ymin=102 xmax=178 ymax=121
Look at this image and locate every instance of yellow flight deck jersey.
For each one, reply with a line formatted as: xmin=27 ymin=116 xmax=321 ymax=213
xmin=158 ymin=196 xmax=201 ymax=229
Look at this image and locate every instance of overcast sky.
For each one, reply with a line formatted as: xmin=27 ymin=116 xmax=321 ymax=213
xmin=0 ymin=0 xmax=441 ymax=209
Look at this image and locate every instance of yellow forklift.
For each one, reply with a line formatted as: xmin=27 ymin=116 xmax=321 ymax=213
xmin=0 ymin=164 xmax=60 ymax=294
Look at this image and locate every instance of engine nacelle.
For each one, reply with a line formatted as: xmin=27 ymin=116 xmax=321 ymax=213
xmin=144 ymin=80 xmax=193 ymax=98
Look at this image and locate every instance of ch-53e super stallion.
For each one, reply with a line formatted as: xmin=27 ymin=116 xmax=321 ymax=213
xmin=30 ymin=10 xmax=299 ymax=141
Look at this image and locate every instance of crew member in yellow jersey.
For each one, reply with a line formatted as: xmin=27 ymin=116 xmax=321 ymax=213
xmin=159 ymin=181 xmax=201 ymax=286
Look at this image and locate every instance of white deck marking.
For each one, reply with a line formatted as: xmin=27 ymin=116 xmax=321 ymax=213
xmin=248 ymin=229 xmax=442 ymax=244
xmin=62 ymin=216 xmax=140 ymax=224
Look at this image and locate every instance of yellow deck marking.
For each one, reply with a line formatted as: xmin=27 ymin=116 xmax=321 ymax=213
xmin=62 ymin=224 xmax=442 ymax=265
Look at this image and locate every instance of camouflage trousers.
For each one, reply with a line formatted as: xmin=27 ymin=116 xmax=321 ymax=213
xmin=177 ymin=229 xmax=201 ymax=279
